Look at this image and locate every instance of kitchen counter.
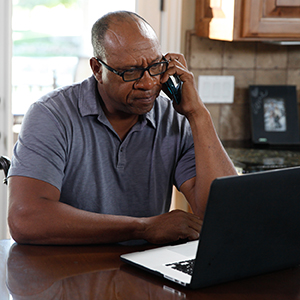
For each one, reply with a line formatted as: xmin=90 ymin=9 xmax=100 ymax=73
xmin=223 ymin=141 xmax=300 ymax=173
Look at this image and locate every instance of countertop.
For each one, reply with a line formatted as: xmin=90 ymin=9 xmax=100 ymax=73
xmin=223 ymin=140 xmax=300 ymax=173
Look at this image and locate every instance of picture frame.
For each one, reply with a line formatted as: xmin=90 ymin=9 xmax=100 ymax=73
xmin=249 ymin=85 xmax=300 ymax=145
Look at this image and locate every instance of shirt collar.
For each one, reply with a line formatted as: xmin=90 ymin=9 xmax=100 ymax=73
xmin=78 ymin=76 xmax=102 ymax=117
xmin=144 ymin=105 xmax=156 ymax=129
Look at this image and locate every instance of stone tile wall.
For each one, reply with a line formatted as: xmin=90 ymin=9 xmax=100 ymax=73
xmin=185 ymin=30 xmax=300 ymax=141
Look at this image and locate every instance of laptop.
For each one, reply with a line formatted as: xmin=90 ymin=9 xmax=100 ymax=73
xmin=121 ymin=166 xmax=300 ymax=289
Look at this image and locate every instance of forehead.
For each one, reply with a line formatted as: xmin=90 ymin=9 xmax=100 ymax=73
xmin=103 ymin=18 xmax=161 ymax=65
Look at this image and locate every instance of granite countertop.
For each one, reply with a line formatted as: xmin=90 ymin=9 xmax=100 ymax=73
xmin=223 ymin=141 xmax=300 ymax=173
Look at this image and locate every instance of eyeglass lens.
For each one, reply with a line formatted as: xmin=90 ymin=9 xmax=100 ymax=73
xmin=123 ymin=61 xmax=168 ymax=81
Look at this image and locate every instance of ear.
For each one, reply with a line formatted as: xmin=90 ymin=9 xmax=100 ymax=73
xmin=90 ymin=57 xmax=103 ymax=83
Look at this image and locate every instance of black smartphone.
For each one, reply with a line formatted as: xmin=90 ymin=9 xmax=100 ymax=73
xmin=162 ymin=75 xmax=182 ymax=104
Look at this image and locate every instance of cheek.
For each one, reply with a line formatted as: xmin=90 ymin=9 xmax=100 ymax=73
xmin=115 ymin=83 xmax=135 ymax=103
xmin=103 ymin=75 xmax=134 ymax=102
xmin=106 ymin=81 xmax=133 ymax=104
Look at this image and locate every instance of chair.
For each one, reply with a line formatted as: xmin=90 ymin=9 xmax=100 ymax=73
xmin=0 ymin=156 xmax=11 ymax=185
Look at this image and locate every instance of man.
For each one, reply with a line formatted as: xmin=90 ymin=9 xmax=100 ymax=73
xmin=8 ymin=11 xmax=237 ymax=245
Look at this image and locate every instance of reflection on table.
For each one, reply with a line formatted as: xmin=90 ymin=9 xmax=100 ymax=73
xmin=2 ymin=240 xmax=300 ymax=300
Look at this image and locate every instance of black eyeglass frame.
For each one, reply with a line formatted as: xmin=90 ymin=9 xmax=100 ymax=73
xmin=95 ymin=57 xmax=169 ymax=82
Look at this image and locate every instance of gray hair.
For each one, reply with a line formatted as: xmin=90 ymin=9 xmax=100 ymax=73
xmin=91 ymin=11 xmax=152 ymax=59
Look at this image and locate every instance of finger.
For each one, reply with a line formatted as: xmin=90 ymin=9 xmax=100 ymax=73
xmin=187 ymin=214 xmax=202 ymax=232
xmin=181 ymin=225 xmax=200 ymax=241
xmin=164 ymin=53 xmax=179 ymax=61
xmin=164 ymin=53 xmax=187 ymax=67
xmin=188 ymin=229 xmax=200 ymax=241
xmin=187 ymin=212 xmax=203 ymax=224
xmin=160 ymin=62 xmax=186 ymax=84
xmin=188 ymin=219 xmax=202 ymax=234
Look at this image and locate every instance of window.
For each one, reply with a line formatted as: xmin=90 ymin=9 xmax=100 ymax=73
xmin=12 ymin=0 xmax=137 ymax=116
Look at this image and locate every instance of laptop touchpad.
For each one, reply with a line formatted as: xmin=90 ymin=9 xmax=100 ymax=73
xmin=167 ymin=240 xmax=199 ymax=257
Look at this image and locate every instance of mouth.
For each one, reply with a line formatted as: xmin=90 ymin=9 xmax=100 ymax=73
xmin=127 ymin=93 xmax=156 ymax=114
xmin=134 ymin=91 xmax=158 ymax=104
xmin=135 ymin=95 xmax=155 ymax=103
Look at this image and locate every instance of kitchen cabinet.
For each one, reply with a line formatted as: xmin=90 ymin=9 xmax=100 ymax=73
xmin=195 ymin=0 xmax=300 ymax=41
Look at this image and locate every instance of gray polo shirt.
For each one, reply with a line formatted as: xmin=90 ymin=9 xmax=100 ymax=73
xmin=9 ymin=76 xmax=196 ymax=217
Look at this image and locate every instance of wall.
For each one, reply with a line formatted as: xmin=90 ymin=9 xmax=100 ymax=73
xmin=175 ymin=1 xmax=300 ymax=211
xmin=185 ymin=30 xmax=300 ymax=141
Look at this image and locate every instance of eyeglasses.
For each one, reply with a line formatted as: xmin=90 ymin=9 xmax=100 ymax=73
xmin=96 ymin=57 xmax=169 ymax=82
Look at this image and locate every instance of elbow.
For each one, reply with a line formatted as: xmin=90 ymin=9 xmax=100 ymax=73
xmin=8 ymin=225 xmax=29 ymax=245
xmin=8 ymin=205 xmax=38 ymax=244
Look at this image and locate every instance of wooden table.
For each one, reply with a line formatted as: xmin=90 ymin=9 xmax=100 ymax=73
xmin=1 ymin=239 xmax=300 ymax=299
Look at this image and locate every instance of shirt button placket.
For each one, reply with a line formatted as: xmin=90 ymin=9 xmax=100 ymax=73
xmin=117 ymin=145 xmax=126 ymax=169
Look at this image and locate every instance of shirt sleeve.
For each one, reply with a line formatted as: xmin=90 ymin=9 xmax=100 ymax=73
xmin=8 ymin=101 xmax=67 ymax=191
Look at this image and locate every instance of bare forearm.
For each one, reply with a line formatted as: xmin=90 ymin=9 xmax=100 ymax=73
xmin=9 ymin=199 xmax=145 ymax=245
xmin=161 ymin=52 xmax=237 ymax=218
xmin=8 ymin=177 xmax=145 ymax=245
xmin=187 ymin=108 xmax=237 ymax=218
xmin=8 ymin=177 xmax=202 ymax=245
xmin=9 ymin=202 xmax=203 ymax=245
xmin=8 ymin=169 xmax=203 ymax=246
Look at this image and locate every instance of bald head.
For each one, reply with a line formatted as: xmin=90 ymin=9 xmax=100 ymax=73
xmin=91 ymin=11 xmax=159 ymax=59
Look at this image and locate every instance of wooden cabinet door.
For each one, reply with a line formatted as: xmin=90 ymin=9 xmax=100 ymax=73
xmin=195 ymin=0 xmax=300 ymax=41
xmin=195 ymin=0 xmax=237 ymax=41
xmin=242 ymin=0 xmax=300 ymax=39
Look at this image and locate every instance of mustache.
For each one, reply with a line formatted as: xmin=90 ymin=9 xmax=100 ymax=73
xmin=133 ymin=88 xmax=161 ymax=99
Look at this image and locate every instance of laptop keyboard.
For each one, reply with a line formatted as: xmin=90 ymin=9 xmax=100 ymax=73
xmin=165 ymin=259 xmax=195 ymax=275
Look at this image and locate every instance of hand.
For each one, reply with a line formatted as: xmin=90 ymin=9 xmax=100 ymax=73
xmin=140 ymin=209 xmax=202 ymax=245
xmin=161 ymin=53 xmax=206 ymax=119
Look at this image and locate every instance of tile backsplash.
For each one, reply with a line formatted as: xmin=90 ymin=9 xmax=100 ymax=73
xmin=185 ymin=30 xmax=300 ymax=141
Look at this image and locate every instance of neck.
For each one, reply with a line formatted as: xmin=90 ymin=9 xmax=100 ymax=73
xmin=100 ymin=100 xmax=139 ymax=141
xmin=109 ymin=114 xmax=139 ymax=141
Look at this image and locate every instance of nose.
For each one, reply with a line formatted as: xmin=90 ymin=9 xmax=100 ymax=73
xmin=134 ymin=70 xmax=158 ymax=90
